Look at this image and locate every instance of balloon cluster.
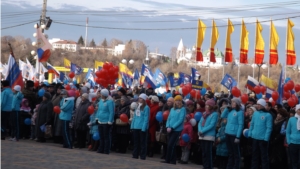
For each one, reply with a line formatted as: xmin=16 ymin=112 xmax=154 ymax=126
xmin=179 ymin=83 xmax=192 ymax=96
xmin=282 ymin=79 xmax=299 ymax=107
xmin=190 ymin=89 xmax=201 ymax=99
xmin=95 ymin=62 xmax=119 ymax=88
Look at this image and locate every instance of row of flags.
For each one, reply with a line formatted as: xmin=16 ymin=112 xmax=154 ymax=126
xmin=196 ymin=18 xmax=296 ymax=66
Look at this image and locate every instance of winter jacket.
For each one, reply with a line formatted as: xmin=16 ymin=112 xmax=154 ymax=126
xmin=1 ymin=87 xmax=13 ymax=111
xmin=286 ymin=117 xmax=300 ymax=145
xmin=96 ymin=99 xmax=115 ymax=124
xmin=130 ymin=104 xmax=150 ymax=132
xmin=166 ymin=107 xmax=186 ymax=132
xmin=114 ymin=101 xmax=131 ymax=134
xmin=21 ymin=88 xmax=37 ymax=112
xmin=35 ymin=100 xmax=53 ymax=138
xmin=248 ymin=109 xmax=273 ymax=141
xmin=89 ymin=113 xmax=98 ymax=134
xmin=216 ymin=121 xmax=228 ymax=157
xmin=179 ymin=121 xmax=193 ymax=148
xmin=198 ymin=111 xmax=218 ymax=141
xmin=59 ymin=97 xmax=75 ymax=121
xmin=148 ymin=102 xmax=160 ymax=142
xmin=73 ymin=99 xmax=91 ymax=131
xmin=221 ymin=108 xmax=244 ymax=138
xmin=12 ymin=92 xmax=24 ymax=111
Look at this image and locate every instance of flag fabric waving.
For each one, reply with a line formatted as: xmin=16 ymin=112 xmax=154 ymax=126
xmin=196 ymin=20 xmax=206 ymax=62
xmin=269 ymin=20 xmax=279 ymax=65
xmin=154 ymin=68 xmax=167 ymax=86
xmin=225 ymin=19 xmax=234 ymax=63
xmin=46 ymin=62 xmax=60 ymax=76
xmin=246 ymin=76 xmax=259 ymax=91
xmin=221 ymin=74 xmax=237 ymax=90
xmin=179 ymin=72 xmax=191 ymax=84
xmin=240 ymin=19 xmax=249 ymax=64
xmin=277 ymin=68 xmax=284 ymax=104
xmin=6 ymin=54 xmax=24 ymax=88
xmin=64 ymin=58 xmax=71 ymax=68
xmin=255 ymin=19 xmax=265 ymax=64
xmin=286 ymin=19 xmax=296 ymax=65
xmin=210 ymin=20 xmax=219 ymax=63
xmin=70 ymin=63 xmax=83 ymax=75
xmin=36 ymin=26 xmax=52 ymax=62
xmin=95 ymin=61 xmax=104 ymax=71
xmin=260 ymin=74 xmax=276 ymax=90
xmin=191 ymin=67 xmax=201 ymax=80
xmin=141 ymin=64 xmax=156 ymax=88
xmin=85 ymin=68 xmax=95 ymax=88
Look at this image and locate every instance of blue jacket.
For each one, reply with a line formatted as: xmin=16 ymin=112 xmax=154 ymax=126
xmin=198 ymin=111 xmax=218 ymax=141
xmin=1 ymin=87 xmax=13 ymax=111
xmin=286 ymin=117 xmax=300 ymax=145
xmin=59 ymin=97 xmax=75 ymax=121
xmin=166 ymin=107 xmax=186 ymax=132
xmin=248 ymin=109 xmax=273 ymax=141
xmin=96 ymin=99 xmax=115 ymax=124
xmin=89 ymin=113 xmax=98 ymax=134
xmin=221 ymin=108 xmax=244 ymax=138
xmin=12 ymin=92 xmax=24 ymax=111
xmin=216 ymin=121 xmax=228 ymax=157
xmin=130 ymin=105 xmax=150 ymax=132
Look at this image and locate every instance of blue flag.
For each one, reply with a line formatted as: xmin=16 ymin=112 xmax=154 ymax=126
xmin=191 ymin=68 xmax=201 ymax=81
xmin=221 ymin=74 xmax=237 ymax=90
xmin=141 ymin=64 xmax=153 ymax=77
xmin=169 ymin=75 xmax=182 ymax=87
xmin=85 ymin=68 xmax=95 ymax=87
xmin=179 ymin=72 xmax=191 ymax=84
xmin=121 ymin=72 xmax=133 ymax=87
xmin=134 ymin=68 xmax=140 ymax=80
xmin=71 ymin=63 xmax=83 ymax=75
xmin=277 ymin=69 xmax=284 ymax=104
xmin=59 ymin=72 xmax=67 ymax=81
xmin=154 ymin=68 xmax=167 ymax=86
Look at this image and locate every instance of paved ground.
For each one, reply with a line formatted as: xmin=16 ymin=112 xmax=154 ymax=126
xmin=1 ymin=140 xmax=205 ymax=169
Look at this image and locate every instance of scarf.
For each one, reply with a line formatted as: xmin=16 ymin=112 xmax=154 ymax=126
xmin=202 ymin=110 xmax=212 ymax=127
xmin=295 ymin=114 xmax=300 ymax=131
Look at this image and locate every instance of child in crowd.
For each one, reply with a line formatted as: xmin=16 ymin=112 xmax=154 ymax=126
xmin=179 ymin=114 xmax=193 ymax=164
xmin=215 ymin=119 xmax=228 ymax=169
xmin=88 ymin=110 xmax=99 ymax=151
xmin=20 ymin=98 xmax=31 ymax=139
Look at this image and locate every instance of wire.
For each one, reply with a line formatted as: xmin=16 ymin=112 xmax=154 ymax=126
xmin=1 ymin=20 xmax=38 ymax=30
xmin=52 ymin=16 xmax=300 ymax=31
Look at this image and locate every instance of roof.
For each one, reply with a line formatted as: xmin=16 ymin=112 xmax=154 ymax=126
xmin=54 ymin=40 xmax=77 ymax=45
xmin=203 ymin=48 xmax=224 ymax=58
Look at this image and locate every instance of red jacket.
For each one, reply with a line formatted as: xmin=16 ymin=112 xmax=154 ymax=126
xmin=147 ymin=101 xmax=160 ymax=142
xmin=179 ymin=121 xmax=193 ymax=148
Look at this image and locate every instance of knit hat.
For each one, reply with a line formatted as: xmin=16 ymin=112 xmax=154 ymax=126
xmin=231 ymin=98 xmax=241 ymax=106
xmin=43 ymin=92 xmax=51 ymax=100
xmin=151 ymin=96 xmax=159 ymax=102
xmin=139 ymin=93 xmax=148 ymax=101
xmin=1 ymin=80 xmax=10 ymax=87
xmin=257 ymin=99 xmax=266 ymax=107
xmin=198 ymin=100 xmax=205 ymax=108
xmin=118 ymin=88 xmax=127 ymax=95
xmin=13 ymin=85 xmax=21 ymax=92
xmin=185 ymin=114 xmax=192 ymax=122
xmin=101 ymin=89 xmax=109 ymax=97
xmin=130 ymin=102 xmax=138 ymax=110
xmin=186 ymin=100 xmax=194 ymax=106
xmin=205 ymin=99 xmax=215 ymax=107
xmin=82 ymin=93 xmax=89 ymax=99
xmin=249 ymin=106 xmax=257 ymax=112
xmin=167 ymin=97 xmax=174 ymax=103
xmin=174 ymin=95 xmax=183 ymax=101
xmin=295 ymin=104 xmax=300 ymax=112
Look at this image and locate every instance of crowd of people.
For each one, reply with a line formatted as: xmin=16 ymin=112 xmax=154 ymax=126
xmin=1 ymin=79 xmax=300 ymax=169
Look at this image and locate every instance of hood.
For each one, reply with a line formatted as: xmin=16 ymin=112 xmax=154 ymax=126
xmin=21 ymin=98 xmax=29 ymax=107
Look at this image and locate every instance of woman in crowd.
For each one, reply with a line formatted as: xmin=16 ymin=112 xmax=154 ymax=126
xmin=10 ymin=85 xmax=23 ymax=141
xmin=147 ymin=95 xmax=160 ymax=157
xmin=51 ymin=85 xmax=64 ymax=143
xmin=198 ymin=99 xmax=218 ymax=169
xmin=131 ymin=93 xmax=150 ymax=160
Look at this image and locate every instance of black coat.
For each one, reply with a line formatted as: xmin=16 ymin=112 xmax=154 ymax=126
xmin=73 ymin=99 xmax=91 ymax=131
xmin=51 ymin=94 xmax=63 ymax=136
xmin=114 ymin=101 xmax=131 ymax=134
xmin=35 ymin=99 xmax=53 ymax=138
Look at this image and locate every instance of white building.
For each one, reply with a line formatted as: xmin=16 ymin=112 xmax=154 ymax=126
xmin=113 ymin=44 xmax=125 ymax=56
xmin=49 ymin=38 xmax=78 ymax=52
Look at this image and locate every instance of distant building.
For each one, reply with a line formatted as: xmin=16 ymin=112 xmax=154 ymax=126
xmin=49 ymin=38 xmax=78 ymax=52
xmin=80 ymin=46 xmax=113 ymax=55
xmin=113 ymin=44 xmax=125 ymax=56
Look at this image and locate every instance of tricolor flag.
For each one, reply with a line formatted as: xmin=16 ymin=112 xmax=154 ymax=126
xmin=196 ymin=19 xmax=206 ymax=62
xmin=209 ymin=20 xmax=219 ymax=63
xmin=46 ymin=62 xmax=60 ymax=76
xmin=225 ymin=19 xmax=234 ymax=63
xmin=26 ymin=58 xmax=35 ymax=80
xmin=36 ymin=25 xmax=52 ymax=62
xmin=286 ymin=19 xmax=296 ymax=65
xmin=133 ymin=68 xmax=140 ymax=86
xmin=6 ymin=54 xmax=24 ymax=88
xmin=265 ymin=87 xmax=274 ymax=99
xmin=64 ymin=58 xmax=71 ymax=69
xmin=141 ymin=64 xmax=157 ymax=89
xmin=254 ymin=19 xmax=265 ymax=64
xmin=191 ymin=67 xmax=201 ymax=81
xmin=269 ymin=20 xmax=279 ymax=65
xmin=246 ymin=76 xmax=259 ymax=91
xmin=240 ymin=19 xmax=249 ymax=64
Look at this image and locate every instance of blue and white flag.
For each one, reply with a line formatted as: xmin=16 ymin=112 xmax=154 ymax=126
xmin=154 ymin=68 xmax=167 ymax=86
xmin=141 ymin=64 xmax=157 ymax=89
xmin=179 ymin=72 xmax=191 ymax=84
xmin=169 ymin=75 xmax=182 ymax=87
xmin=85 ymin=68 xmax=95 ymax=87
xmin=191 ymin=68 xmax=201 ymax=81
xmin=221 ymin=74 xmax=237 ymax=90
xmin=121 ymin=72 xmax=133 ymax=87
xmin=134 ymin=68 xmax=140 ymax=80
xmin=71 ymin=63 xmax=83 ymax=75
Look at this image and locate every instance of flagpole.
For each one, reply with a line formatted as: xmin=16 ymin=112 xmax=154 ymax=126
xmin=285 ymin=19 xmax=288 ymax=79
xmin=268 ymin=19 xmax=271 ymax=78
xmin=35 ymin=24 xmax=40 ymax=83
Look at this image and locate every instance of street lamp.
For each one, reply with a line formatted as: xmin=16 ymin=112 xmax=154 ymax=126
xmin=257 ymin=62 xmax=267 ymax=81
xmin=122 ymin=59 xmax=134 ymax=67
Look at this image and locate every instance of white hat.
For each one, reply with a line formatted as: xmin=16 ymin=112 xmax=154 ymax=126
xmin=296 ymin=104 xmax=300 ymax=112
xmin=100 ymin=89 xmax=109 ymax=97
xmin=13 ymin=85 xmax=21 ymax=92
xmin=85 ymin=82 xmax=91 ymax=89
xmin=82 ymin=93 xmax=89 ymax=99
xmin=151 ymin=96 xmax=159 ymax=102
xmin=257 ymin=99 xmax=266 ymax=107
xmin=139 ymin=93 xmax=148 ymax=101
xmin=130 ymin=102 xmax=138 ymax=110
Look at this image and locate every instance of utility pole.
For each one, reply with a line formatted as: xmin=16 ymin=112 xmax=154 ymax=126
xmin=85 ymin=17 xmax=88 ymax=48
xmin=40 ymin=0 xmax=47 ymax=33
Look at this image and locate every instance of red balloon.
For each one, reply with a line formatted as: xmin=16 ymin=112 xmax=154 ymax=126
xmin=95 ymin=71 xmax=101 ymax=78
xmin=254 ymin=86 xmax=261 ymax=94
xmin=108 ymin=62 xmax=114 ymax=69
xmin=92 ymin=97 xmax=96 ymax=102
xmin=186 ymin=83 xmax=192 ymax=92
xmin=284 ymin=91 xmax=291 ymax=99
xmin=241 ymin=94 xmax=249 ymax=104
xmin=195 ymin=90 xmax=201 ymax=99
xmin=34 ymin=81 xmax=39 ymax=87
xmin=190 ymin=90 xmax=196 ymax=98
xmin=163 ymin=111 xmax=170 ymax=120
xmin=284 ymin=84 xmax=290 ymax=92
xmin=182 ymin=86 xmax=189 ymax=96
xmin=287 ymin=98 xmax=296 ymax=107
xmin=231 ymin=87 xmax=240 ymax=97
xmin=65 ymin=85 xmax=71 ymax=90
xmin=295 ymin=84 xmax=300 ymax=92
xmin=69 ymin=72 xmax=75 ymax=79
xmin=120 ymin=114 xmax=129 ymax=123
xmin=271 ymin=91 xmax=279 ymax=101
xmin=114 ymin=66 xmax=119 ymax=72
xmin=260 ymin=86 xmax=266 ymax=94
xmin=53 ymin=106 xmax=60 ymax=114
xmin=271 ymin=101 xmax=275 ymax=107
xmin=103 ymin=62 xmax=110 ymax=70
xmin=180 ymin=84 xmax=184 ymax=87
xmin=75 ymin=90 xmax=80 ymax=97
xmin=87 ymin=106 xmax=95 ymax=115
xmin=190 ymin=113 xmax=194 ymax=118
xmin=292 ymin=95 xmax=299 ymax=104
xmin=287 ymin=81 xmax=295 ymax=90
xmin=112 ymin=71 xmax=119 ymax=79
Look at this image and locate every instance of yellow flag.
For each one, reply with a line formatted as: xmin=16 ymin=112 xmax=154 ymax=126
xmin=240 ymin=19 xmax=249 ymax=64
xmin=225 ymin=19 xmax=234 ymax=63
xmin=255 ymin=19 xmax=265 ymax=64
xmin=269 ymin=20 xmax=279 ymax=65
xmin=260 ymin=74 xmax=277 ymax=90
xmin=119 ymin=63 xmax=133 ymax=76
xmin=95 ymin=60 xmax=104 ymax=70
xmin=210 ymin=20 xmax=219 ymax=63
xmin=63 ymin=58 xmax=71 ymax=68
xmin=286 ymin=19 xmax=296 ymax=65
xmin=196 ymin=20 xmax=206 ymax=62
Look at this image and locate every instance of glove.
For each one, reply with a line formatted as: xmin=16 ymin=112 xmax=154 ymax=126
xmin=234 ymin=138 xmax=240 ymax=144
xmin=167 ymin=128 xmax=172 ymax=133
xmin=198 ymin=132 xmax=204 ymax=137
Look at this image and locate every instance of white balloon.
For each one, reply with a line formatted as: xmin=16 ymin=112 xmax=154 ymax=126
xmin=41 ymin=24 xmax=46 ymax=29
xmin=32 ymin=42 xmax=37 ymax=46
xmin=33 ymin=33 xmax=37 ymax=37
xmin=268 ymin=98 xmax=273 ymax=102
xmin=31 ymin=50 xmax=36 ymax=55
xmin=190 ymin=118 xmax=197 ymax=127
xmin=34 ymin=24 xmax=38 ymax=28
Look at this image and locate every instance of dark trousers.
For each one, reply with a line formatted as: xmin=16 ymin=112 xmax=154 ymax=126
xmin=288 ymin=143 xmax=300 ymax=169
xmin=225 ymin=134 xmax=240 ymax=169
xmin=20 ymin=113 xmax=31 ymax=139
xmin=61 ymin=120 xmax=72 ymax=148
xmin=76 ymin=129 xmax=87 ymax=148
xmin=98 ymin=124 xmax=112 ymax=154
xmin=165 ymin=131 xmax=181 ymax=164
xmin=132 ymin=129 xmax=148 ymax=159
xmin=10 ymin=111 xmax=20 ymax=140
xmin=217 ymin=156 xmax=228 ymax=169
xmin=200 ymin=140 xmax=213 ymax=169
xmin=116 ymin=133 xmax=129 ymax=153
xmin=1 ymin=111 xmax=11 ymax=139
xmin=251 ymin=139 xmax=269 ymax=169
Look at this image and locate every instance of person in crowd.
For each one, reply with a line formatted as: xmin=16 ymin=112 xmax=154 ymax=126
xmin=131 ymin=93 xmax=150 ymax=160
xmin=221 ymin=98 xmax=244 ymax=169
xmin=30 ymin=104 xmax=39 ymax=140
xmin=186 ymin=100 xmax=195 ymax=115
xmin=114 ymin=96 xmax=131 ymax=154
xmin=73 ymin=93 xmax=90 ymax=148
xmin=147 ymin=95 xmax=160 ymax=157
xmin=59 ymin=90 xmax=75 ymax=148
xmin=286 ymin=104 xmax=300 ymax=169
xmin=48 ymin=83 xmax=56 ymax=99
xmin=1 ymin=80 xmax=13 ymax=140
xmin=248 ymin=99 xmax=273 ymax=169
xmin=198 ymin=98 xmax=218 ymax=169
xmin=158 ymin=98 xmax=166 ymax=112
xmin=146 ymin=87 xmax=155 ymax=96
xmin=215 ymin=118 xmax=228 ymax=169
xmin=35 ymin=92 xmax=53 ymax=143
xmin=178 ymin=114 xmax=193 ymax=164
xmin=96 ymin=89 xmax=114 ymax=154
xmin=10 ymin=85 xmax=24 ymax=141
xmin=75 ymin=86 xmax=88 ymax=109
xmin=196 ymin=100 xmax=205 ymax=112
xmin=22 ymin=80 xmax=37 ymax=112
xmin=51 ymin=85 xmax=64 ymax=143
xmin=162 ymin=95 xmax=186 ymax=165
xmin=19 ymin=98 xmax=32 ymax=139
